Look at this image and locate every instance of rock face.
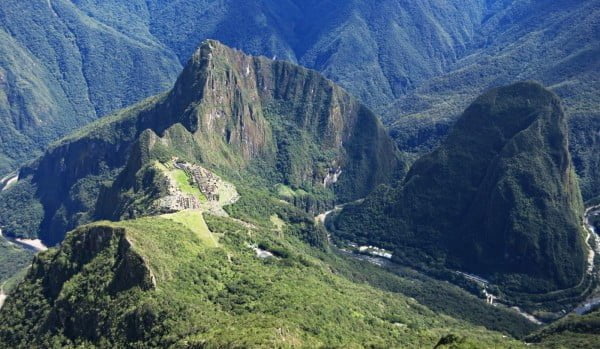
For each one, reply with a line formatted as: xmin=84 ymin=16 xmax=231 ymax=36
xmin=336 ymin=82 xmax=587 ymax=293
xmin=0 ymin=40 xmax=403 ymax=245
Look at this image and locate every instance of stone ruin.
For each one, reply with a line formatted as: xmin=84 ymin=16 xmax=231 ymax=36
xmin=174 ymin=161 xmax=221 ymax=202
xmin=154 ymin=160 xmax=239 ymax=214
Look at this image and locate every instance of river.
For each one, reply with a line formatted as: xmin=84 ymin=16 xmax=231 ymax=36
xmin=12 ymin=238 xmax=48 ymax=252
xmin=0 ymin=173 xmax=18 ymax=192
xmin=0 ymin=232 xmax=48 ymax=310
xmin=315 ymin=204 xmax=546 ymax=325
xmin=575 ymin=205 xmax=600 ymax=315
xmin=0 ymin=283 xmax=6 ymax=309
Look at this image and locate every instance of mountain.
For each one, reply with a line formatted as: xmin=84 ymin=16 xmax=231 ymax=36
xmin=0 ymin=0 xmax=181 ymax=173
xmin=334 ymin=82 xmax=588 ymax=297
xmin=72 ymin=0 xmax=486 ymax=110
xmin=526 ymin=308 xmax=600 ymax=348
xmin=0 ymin=40 xmax=403 ymax=246
xmin=387 ymin=0 xmax=600 ymax=200
xmin=1 ymin=1 xmax=598 ymax=203
xmin=0 ymin=0 xmax=486 ymax=175
xmin=0 ymin=41 xmax=533 ymax=348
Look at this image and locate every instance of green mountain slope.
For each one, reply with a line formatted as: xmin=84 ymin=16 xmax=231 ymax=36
xmin=0 ymin=40 xmax=543 ymax=347
xmin=526 ymin=304 xmax=600 ymax=348
xmin=0 ymin=212 xmax=526 ymax=348
xmin=0 ymin=0 xmax=181 ymax=173
xmin=77 ymin=0 xmax=485 ymax=108
xmin=0 ymin=40 xmax=403 ymax=246
xmin=335 ymin=82 xmax=588 ymax=297
xmin=0 ymin=237 xmax=32 ymax=284
xmin=0 ymin=0 xmax=487 ymax=174
xmin=1 ymin=0 xmax=598 ymax=203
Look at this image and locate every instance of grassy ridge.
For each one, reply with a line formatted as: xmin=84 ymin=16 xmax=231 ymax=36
xmin=526 ymin=309 xmax=600 ymax=348
xmin=161 ymin=210 xmax=217 ymax=248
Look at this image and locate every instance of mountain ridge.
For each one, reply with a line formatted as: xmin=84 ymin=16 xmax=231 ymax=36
xmin=1 ymin=1 xmax=597 ymax=201
xmin=0 ymin=213 xmax=529 ymax=348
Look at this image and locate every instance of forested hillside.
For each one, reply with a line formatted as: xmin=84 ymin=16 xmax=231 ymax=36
xmin=0 ymin=0 xmax=180 ymax=173
xmin=335 ymin=83 xmax=588 ymax=298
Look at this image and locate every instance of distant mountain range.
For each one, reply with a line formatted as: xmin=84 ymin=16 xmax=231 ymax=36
xmin=386 ymin=0 xmax=600 ymax=200
xmin=1 ymin=1 xmax=598 ymax=201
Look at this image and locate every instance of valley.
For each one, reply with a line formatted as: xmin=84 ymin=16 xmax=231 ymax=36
xmin=0 ymin=41 xmax=540 ymax=347
xmin=0 ymin=0 xmax=597 ymax=343
xmin=323 ymin=197 xmax=600 ymax=331
xmin=320 ymin=203 xmax=549 ymax=326
xmin=584 ymin=205 xmax=600 ymax=273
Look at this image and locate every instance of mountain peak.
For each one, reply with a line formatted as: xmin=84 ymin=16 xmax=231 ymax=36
xmin=0 ymin=41 xmax=403 ymax=245
xmin=190 ymin=39 xmax=230 ymax=62
xmin=335 ymin=82 xmax=587 ymax=296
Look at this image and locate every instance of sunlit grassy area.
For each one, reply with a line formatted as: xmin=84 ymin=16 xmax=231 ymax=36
xmin=169 ymin=169 xmax=206 ymax=201
xmin=161 ymin=210 xmax=218 ymax=248
xmin=275 ymin=184 xmax=296 ymax=199
xmin=270 ymin=214 xmax=285 ymax=233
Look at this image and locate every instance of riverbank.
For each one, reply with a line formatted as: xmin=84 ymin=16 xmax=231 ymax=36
xmin=583 ymin=205 xmax=600 ymax=274
xmin=13 ymin=238 xmax=47 ymax=252
xmin=315 ymin=205 xmax=552 ymax=325
xmin=0 ymin=173 xmax=18 ymax=192
xmin=574 ymin=205 xmax=600 ymax=315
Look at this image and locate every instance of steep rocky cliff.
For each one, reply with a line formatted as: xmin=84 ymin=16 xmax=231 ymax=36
xmin=0 ymin=40 xmax=403 ymax=245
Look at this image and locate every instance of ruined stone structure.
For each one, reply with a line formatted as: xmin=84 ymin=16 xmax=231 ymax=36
xmin=174 ymin=161 xmax=221 ymax=201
